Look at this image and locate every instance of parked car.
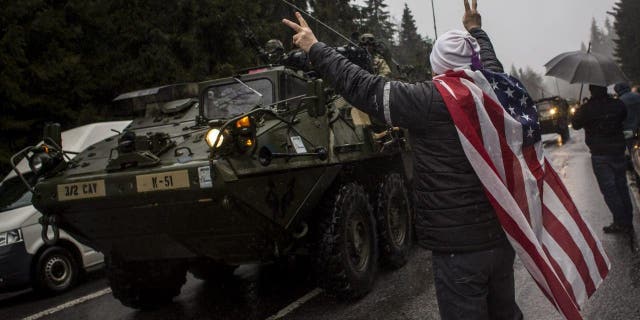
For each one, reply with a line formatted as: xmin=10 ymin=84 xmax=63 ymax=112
xmin=536 ymin=96 xmax=571 ymax=142
xmin=0 ymin=121 xmax=130 ymax=293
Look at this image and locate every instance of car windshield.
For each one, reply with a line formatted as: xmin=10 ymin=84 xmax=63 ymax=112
xmin=0 ymin=174 xmax=34 ymax=213
xmin=204 ymin=79 xmax=273 ymax=120
xmin=536 ymin=101 xmax=555 ymax=111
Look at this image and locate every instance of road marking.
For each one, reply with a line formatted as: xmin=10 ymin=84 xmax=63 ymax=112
xmin=22 ymin=288 xmax=112 ymax=320
xmin=264 ymin=287 xmax=324 ymax=320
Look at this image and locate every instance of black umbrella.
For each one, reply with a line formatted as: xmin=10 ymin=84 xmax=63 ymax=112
xmin=544 ymin=50 xmax=628 ymax=87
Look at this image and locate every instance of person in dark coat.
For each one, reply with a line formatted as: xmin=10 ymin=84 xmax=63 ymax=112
xmin=283 ymin=1 xmax=523 ymax=319
xmin=614 ymin=82 xmax=640 ymax=152
xmin=572 ymin=85 xmax=634 ymax=233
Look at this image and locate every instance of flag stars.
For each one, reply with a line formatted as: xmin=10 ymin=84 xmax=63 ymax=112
xmin=508 ymin=106 xmax=516 ymax=115
xmin=505 ymin=87 xmax=515 ymax=98
xmin=522 ymin=114 xmax=531 ymax=122
xmin=491 ymin=79 xmax=499 ymax=90
xmin=520 ymin=95 xmax=528 ymax=106
xmin=527 ymin=127 xmax=535 ymax=138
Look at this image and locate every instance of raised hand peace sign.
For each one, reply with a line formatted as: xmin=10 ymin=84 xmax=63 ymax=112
xmin=463 ymin=0 xmax=482 ymax=31
xmin=282 ymin=12 xmax=318 ymax=53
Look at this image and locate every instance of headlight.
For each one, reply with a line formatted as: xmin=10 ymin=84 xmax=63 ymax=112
xmin=570 ymin=107 xmax=576 ymax=115
xmin=29 ymin=150 xmax=53 ymax=175
xmin=205 ymin=128 xmax=224 ymax=148
xmin=0 ymin=229 xmax=23 ymax=247
xmin=549 ymin=108 xmax=558 ymax=116
xmin=27 ymin=145 xmax=63 ymax=176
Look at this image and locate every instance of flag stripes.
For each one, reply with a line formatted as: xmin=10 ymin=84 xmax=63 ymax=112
xmin=433 ymin=69 xmax=610 ymax=320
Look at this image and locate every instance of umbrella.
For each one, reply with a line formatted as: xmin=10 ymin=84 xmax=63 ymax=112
xmin=544 ymin=50 xmax=628 ymax=87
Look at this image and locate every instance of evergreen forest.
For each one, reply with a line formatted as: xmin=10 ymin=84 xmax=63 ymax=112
xmin=0 ymin=0 xmax=434 ymax=176
xmin=1 ymin=0 xmax=639 ymax=176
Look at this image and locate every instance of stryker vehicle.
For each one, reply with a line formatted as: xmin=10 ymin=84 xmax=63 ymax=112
xmin=12 ymin=51 xmax=414 ymax=309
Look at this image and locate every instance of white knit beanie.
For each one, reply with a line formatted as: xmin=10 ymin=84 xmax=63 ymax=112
xmin=430 ymin=30 xmax=482 ymax=75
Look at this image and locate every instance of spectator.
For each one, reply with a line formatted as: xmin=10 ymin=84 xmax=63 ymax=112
xmin=283 ymin=1 xmax=523 ymax=319
xmin=614 ymin=82 xmax=640 ymax=153
xmin=572 ymin=85 xmax=634 ymax=234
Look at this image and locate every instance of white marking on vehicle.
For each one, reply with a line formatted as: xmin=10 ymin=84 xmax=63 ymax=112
xmin=22 ymin=288 xmax=112 ymax=320
xmin=265 ymin=287 xmax=323 ymax=320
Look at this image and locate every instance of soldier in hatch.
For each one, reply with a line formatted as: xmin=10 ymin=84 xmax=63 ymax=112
xmin=260 ymin=39 xmax=286 ymax=65
xmin=359 ymin=33 xmax=392 ymax=78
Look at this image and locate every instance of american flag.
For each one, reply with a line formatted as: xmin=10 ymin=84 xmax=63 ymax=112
xmin=433 ymin=69 xmax=610 ymax=320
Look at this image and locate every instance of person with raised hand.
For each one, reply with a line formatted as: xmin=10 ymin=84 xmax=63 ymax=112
xmin=284 ymin=1 xmax=523 ymax=319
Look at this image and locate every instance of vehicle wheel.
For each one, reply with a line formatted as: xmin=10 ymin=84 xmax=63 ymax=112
xmin=106 ymin=256 xmax=187 ymax=310
xmin=314 ymin=182 xmax=378 ymax=299
xmin=33 ymin=246 xmax=79 ymax=293
xmin=375 ymin=173 xmax=412 ymax=269
xmin=560 ymin=123 xmax=571 ymax=142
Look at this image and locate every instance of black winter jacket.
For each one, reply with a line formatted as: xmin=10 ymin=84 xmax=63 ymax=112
xmin=620 ymin=92 xmax=640 ymax=132
xmin=309 ymin=28 xmax=507 ymax=252
xmin=572 ymin=97 xmax=626 ymax=155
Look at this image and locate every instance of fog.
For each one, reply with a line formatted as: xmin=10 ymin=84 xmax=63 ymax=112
xmin=352 ymin=0 xmax=619 ymax=99
xmin=384 ymin=0 xmax=618 ymax=74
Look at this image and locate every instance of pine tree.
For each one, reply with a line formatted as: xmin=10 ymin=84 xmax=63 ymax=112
xmin=589 ymin=18 xmax=616 ymax=58
xmin=603 ymin=18 xmax=617 ymax=58
xmin=510 ymin=65 xmax=546 ymax=100
xmin=309 ymin=0 xmax=359 ymax=46
xmin=361 ymin=0 xmax=395 ymax=47
xmin=395 ymin=3 xmax=433 ymax=81
xmin=612 ymin=0 xmax=640 ymax=84
xmin=0 ymin=0 xmax=308 ymax=175
xmin=590 ymin=18 xmax=606 ymax=54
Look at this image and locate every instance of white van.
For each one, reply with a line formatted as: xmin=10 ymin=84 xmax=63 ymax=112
xmin=0 ymin=121 xmax=131 ymax=293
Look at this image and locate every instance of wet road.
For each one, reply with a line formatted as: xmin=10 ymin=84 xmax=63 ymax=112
xmin=1 ymin=129 xmax=639 ymax=320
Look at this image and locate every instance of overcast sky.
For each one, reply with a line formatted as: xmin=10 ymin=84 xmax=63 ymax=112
xmin=362 ymin=0 xmax=618 ymax=74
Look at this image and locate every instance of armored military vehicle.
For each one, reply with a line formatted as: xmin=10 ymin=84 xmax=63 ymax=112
xmin=12 ymin=53 xmax=414 ymax=309
xmin=536 ymin=96 xmax=571 ymax=142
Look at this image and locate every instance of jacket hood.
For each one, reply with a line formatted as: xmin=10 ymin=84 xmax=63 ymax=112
xmin=614 ymin=83 xmax=631 ymax=95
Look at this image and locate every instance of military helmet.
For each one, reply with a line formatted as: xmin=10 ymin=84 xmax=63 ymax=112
xmin=265 ymin=39 xmax=285 ymax=55
xmin=359 ymin=33 xmax=376 ymax=46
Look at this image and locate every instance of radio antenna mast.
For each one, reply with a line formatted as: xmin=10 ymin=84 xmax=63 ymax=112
xmin=430 ymin=0 xmax=438 ymax=40
xmin=280 ymin=0 xmax=359 ymax=47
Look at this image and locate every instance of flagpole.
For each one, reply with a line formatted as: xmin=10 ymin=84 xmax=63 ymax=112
xmin=430 ymin=0 xmax=438 ymax=40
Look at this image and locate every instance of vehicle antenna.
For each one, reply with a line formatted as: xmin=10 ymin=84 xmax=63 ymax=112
xmin=280 ymin=0 xmax=358 ymax=47
xmin=430 ymin=0 xmax=438 ymax=40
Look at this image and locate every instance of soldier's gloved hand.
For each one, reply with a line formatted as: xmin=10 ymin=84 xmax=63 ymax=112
xmin=463 ymin=0 xmax=482 ymax=31
xmin=283 ymin=12 xmax=318 ymax=53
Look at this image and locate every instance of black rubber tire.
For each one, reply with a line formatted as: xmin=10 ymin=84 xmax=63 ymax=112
xmin=559 ymin=122 xmax=571 ymax=143
xmin=314 ymin=182 xmax=378 ymax=299
xmin=558 ymin=119 xmax=571 ymax=143
xmin=375 ymin=173 xmax=412 ymax=269
xmin=106 ymin=256 xmax=187 ymax=310
xmin=33 ymin=246 xmax=79 ymax=294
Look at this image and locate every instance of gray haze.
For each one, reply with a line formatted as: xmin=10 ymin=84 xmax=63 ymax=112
xmin=383 ymin=0 xmax=618 ymax=73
